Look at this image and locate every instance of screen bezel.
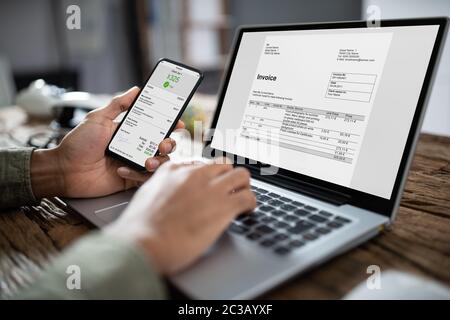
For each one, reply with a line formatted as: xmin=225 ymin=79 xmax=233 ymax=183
xmin=106 ymin=58 xmax=203 ymax=171
xmin=206 ymin=18 xmax=448 ymax=217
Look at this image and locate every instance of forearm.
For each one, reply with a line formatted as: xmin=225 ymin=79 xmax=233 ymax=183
xmin=30 ymin=148 xmax=64 ymax=199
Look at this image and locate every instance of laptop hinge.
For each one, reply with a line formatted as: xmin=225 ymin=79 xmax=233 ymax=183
xmin=243 ymin=165 xmax=351 ymax=206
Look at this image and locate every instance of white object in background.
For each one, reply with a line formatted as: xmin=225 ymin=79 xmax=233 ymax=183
xmin=54 ymin=91 xmax=112 ymax=110
xmin=345 ymin=270 xmax=450 ymax=300
xmin=16 ymin=79 xmax=112 ymax=117
xmin=0 ymin=56 xmax=15 ymax=107
xmin=15 ymin=79 xmax=64 ymax=117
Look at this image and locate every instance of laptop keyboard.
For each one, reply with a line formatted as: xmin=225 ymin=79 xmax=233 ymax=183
xmin=228 ymin=186 xmax=353 ymax=255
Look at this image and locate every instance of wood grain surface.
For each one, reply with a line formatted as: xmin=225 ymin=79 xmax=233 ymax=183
xmin=0 ymin=107 xmax=449 ymax=299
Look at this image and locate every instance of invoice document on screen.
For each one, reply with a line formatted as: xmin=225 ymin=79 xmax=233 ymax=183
xmin=236 ymin=32 xmax=393 ymax=186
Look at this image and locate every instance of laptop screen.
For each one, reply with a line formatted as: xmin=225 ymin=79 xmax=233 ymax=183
xmin=211 ymin=25 xmax=440 ymax=199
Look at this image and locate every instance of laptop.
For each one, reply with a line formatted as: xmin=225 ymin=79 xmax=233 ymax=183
xmin=60 ymin=18 xmax=448 ymax=299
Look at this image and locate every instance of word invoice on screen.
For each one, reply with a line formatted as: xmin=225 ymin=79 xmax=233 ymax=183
xmin=109 ymin=63 xmax=196 ymax=167
xmin=236 ymin=32 xmax=393 ymax=186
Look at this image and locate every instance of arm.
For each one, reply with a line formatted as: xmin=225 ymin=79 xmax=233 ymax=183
xmin=8 ymin=88 xmax=177 ymax=299
xmin=0 ymin=146 xmax=168 ymax=299
xmin=17 ymin=232 xmax=166 ymax=299
xmin=10 ymin=148 xmax=169 ymax=299
xmin=17 ymin=160 xmax=255 ymax=300
xmin=0 ymin=148 xmax=163 ymax=299
xmin=11 ymin=88 xmax=255 ymax=300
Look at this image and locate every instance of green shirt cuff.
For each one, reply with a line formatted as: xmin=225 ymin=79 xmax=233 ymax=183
xmin=0 ymin=147 xmax=37 ymax=209
xmin=16 ymin=231 xmax=167 ymax=299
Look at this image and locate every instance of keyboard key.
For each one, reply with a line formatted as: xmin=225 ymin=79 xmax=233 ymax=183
xmin=260 ymin=239 xmax=275 ymax=247
xmin=308 ymin=215 xmax=328 ymax=223
xmin=303 ymin=233 xmax=319 ymax=241
xmin=318 ymin=210 xmax=333 ymax=217
xmin=256 ymin=200 xmax=263 ymax=206
xmin=271 ymin=210 xmax=286 ymax=217
xmin=273 ymin=233 xmax=289 ymax=241
xmin=242 ymin=218 xmax=259 ymax=227
xmin=283 ymin=215 xmax=299 ymax=223
xmin=252 ymin=211 xmax=264 ymax=219
xmin=246 ymin=232 xmax=262 ymax=241
xmin=257 ymin=195 xmax=271 ymax=202
xmin=291 ymin=201 xmax=304 ymax=207
xmin=288 ymin=240 xmax=305 ymax=248
xmin=274 ymin=247 xmax=291 ymax=255
xmin=268 ymin=192 xmax=280 ymax=198
xmin=229 ymin=224 xmax=248 ymax=234
xmin=268 ymin=199 xmax=283 ymax=206
xmin=256 ymin=225 xmax=276 ymax=234
xmin=294 ymin=209 xmax=310 ymax=216
xmin=279 ymin=196 xmax=291 ymax=202
xmin=335 ymin=216 xmax=351 ymax=224
xmin=261 ymin=216 xmax=276 ymax=223
xmin=273 ymin=221 xmax=290 ymax=229
xmin=280 ymin=204 xmax=296 ymax=211
xmin=251 ymin=186 xmax=258 ymax=191
xmin=304 ymin=205 xmax=318 ymax=211
xmin=259 ymin=205 xmax=274 ymax=212
xmin=258 ymin=188 xmax=268 ymax=194
xmin=315 ymin=227 xmax=331 ymax=235
xmin=327 ymin=221 xmax=343 ymax=229
xmin=287 ymin=221 xmax=314 ymax=234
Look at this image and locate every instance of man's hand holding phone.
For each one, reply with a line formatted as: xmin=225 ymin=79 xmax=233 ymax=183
xmin=106 ymin=59 xmax=202 ymax=171
xmin=31 ymin=87 xmax=182 ymax=199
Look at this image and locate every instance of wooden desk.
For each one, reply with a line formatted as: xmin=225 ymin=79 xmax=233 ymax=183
xmin=0 ymin=106 xmax=449 ymax=299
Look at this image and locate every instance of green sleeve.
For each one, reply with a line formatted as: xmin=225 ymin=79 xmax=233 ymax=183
xmin=16 ymin=231 xmax=167 ymax=299
xmin=0 ymin=148 xmax=38 ymax=209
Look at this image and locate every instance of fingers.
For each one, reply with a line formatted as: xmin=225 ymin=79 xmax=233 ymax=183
xmin=209 ymin=167 xmax=254 ymax=220
xmin=229 ymin=188 xmax=257 ymax=217
xmin=175 ymin=120 xmax=185 ymax=130
xmin=191 ymin=162 xmax=234 ymax=180
xmin=145 ymin=158 xmax=204 ymax=178
xmin=95 ymin=87 xmax=140 ymax=120
xmin=144 ymin=155 xmax=170 ymax=171
xmin=117 ymin=154 xmax=171 ymax=182
xmin=211 ymin=167 xmax=251 ymax=194
xmin=214 ymin=168 xmax=255 ymax=218
xmin=158 ymin=138 xmax=176 ymax=155
xmin=117 ymin=167 xmax=152 ymax=183
xmin=157 ymin=122 xmax=183 ymax=155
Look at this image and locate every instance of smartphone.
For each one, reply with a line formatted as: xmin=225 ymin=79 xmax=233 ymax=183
xmin=106 ymin=58 xmax=203 ymax=171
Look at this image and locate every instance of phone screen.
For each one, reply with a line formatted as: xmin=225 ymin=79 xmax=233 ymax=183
xmin=108 ymin=60 xmax=202 ymax=168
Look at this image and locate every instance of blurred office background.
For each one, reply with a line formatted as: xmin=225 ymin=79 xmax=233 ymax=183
xmin=0 ymin=0 xmax=449 ymax=136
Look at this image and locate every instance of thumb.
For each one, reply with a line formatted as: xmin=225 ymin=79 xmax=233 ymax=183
xmin=97 ymin=86 xmax=140 ymax=120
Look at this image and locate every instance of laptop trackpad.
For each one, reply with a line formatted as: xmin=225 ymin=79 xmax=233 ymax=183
xmin=94 ymin=202 xmax=128 ymax=223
